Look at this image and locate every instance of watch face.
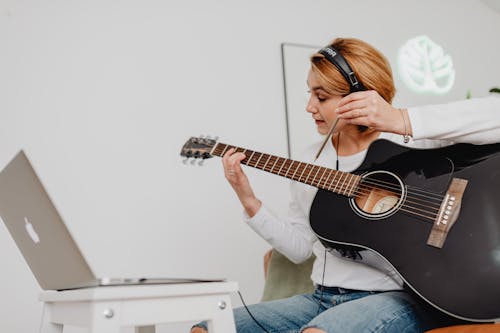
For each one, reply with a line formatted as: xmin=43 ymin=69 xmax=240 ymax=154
xmin=371 ymin=196 xmax=399 ymax=214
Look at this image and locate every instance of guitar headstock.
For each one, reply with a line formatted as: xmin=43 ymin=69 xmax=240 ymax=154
xmin=180 ymin=137 xmax=217 ymax=163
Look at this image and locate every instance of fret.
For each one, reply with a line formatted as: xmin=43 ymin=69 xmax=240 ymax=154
xmin=270 ymin=156 xmax=279 ymax=171
xmin=350 ymin=175 xmax=360 ymax=196
xmin=205 ymin=142 xmax=359 ymax=196
xmin=347 ymin=175 xmax=354 ymax=196
xmin=210 ymin=143 xmax=220 ymax=156
xmin=324 ymin=169 xmax=334 ymax=190
xmin=201 ymin=143 xmax=360 ymax=196
xmin=333 ymin=172 xmax=344 ymax=193
xmin=293 ymin=162 xmax=305 ymax=181
xmin=238 ymin=148 xmax=249 ymax=165
xmin=345 ymin=174 xmax=354 ymax=196
xmin=311 ymin=166 xmax=323 ymax=187
xmin=221 ymin=144 xmax=230 ymax=157
xmin=245 ymin=151 xmax=256 ymax=166
xmin=340 ymin=173 xmax=349 ymax=195
xmin=314 ymin=167 xmax=324 ymax=188
xmin=284 ymin=161 xmax=295 ymax=178
xmin=319 ymin=168 xmax=329 ymax=188
xmin=254 ymin=153 xmax=265 ymax=169
xmin=278 ymin=159 xmax=293 ymax=177
xmin=298 ymin=163 xmax=309 ymax=182
xmin=342 ymin=173 xmax=350 ymax=195
xmin=292 ymin=162 xmax=301 ymax=179
xmin=262 ymin=155 xmax=272 ymax=171
xmin=347 ymin=173 xmax=356 ymax=196
xmin=343 ymin=173 xmax=351 ymax=196
xmin=328 ymin=171 xmax=336 ymax=191
xmin=304 ymin=165 xmax=316 ymax=184
xmin=278 ymin=159 xmax=291 ymax=176
xmin=234 ymin=147 xmax=244 ymax=161
xmin=234 ymin=147 xmax=245 ymax=155
xmin=269 ymin=156 xmax=280 ymax=173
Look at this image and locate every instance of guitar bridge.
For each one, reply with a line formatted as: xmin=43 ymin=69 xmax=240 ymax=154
xmin=427 ymin=178 xmax=468 ymax=249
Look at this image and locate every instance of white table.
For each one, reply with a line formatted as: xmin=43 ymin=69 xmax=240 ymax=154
xmin=39 ymin=281 xmax=238 ymax=333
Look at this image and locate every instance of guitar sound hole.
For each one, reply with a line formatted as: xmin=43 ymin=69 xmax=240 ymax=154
xmin=350 ymin=171 xmax=405 ymax=219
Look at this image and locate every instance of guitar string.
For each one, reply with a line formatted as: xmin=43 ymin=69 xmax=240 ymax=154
xmin=250 ymin=154 xmax=445 ymax=209
xmin=302 ymin=178 xmax=439 ymax=220
xmin=272 ymin=156 xmax=444 ymax=202
xmin=371 ymin=179 xmax=444 ymax=198
xmin=213 ymin=146 xmax=443 ymax=220
xmin=240 ymin=153 xmax=439 ymax=221
xmin=289 ymin=174 xmax=438 ymax=222
xmin=346 ymin=179 xmax=443 ymax=207
xmin=241 ymin=153 xmax=443 ymax=213
xmin=251 ymin=163 xmax=442 ymax=222
xmin=221 ymin=144 xmax=446 ymax=199
xmin=213 ymin=146 xmax=442 ymax=218
xmin=222 ymin=145 xmax=445 ymax=202
xmin=348 ymin=176 xmax=444 ymax=199
xmin=278 ymin=160 xmax=443 ymax=206
xmin=293 ymin=172 xmax=441 ymax=217
xmin=311 ymin=174 xmax=442 ymax=209
xmin=349 ymin=177 xmax=444 ymax=200
xmin=289 ymin=167 xmax=443 ymax=213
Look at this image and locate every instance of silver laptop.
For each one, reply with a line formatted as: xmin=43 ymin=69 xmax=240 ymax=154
xmin=0 ymin=150 xmax=224 ymax=291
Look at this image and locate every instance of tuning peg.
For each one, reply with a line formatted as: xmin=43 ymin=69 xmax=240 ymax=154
xmin=198 ymin=160 xmax=204 ymax=166
xmin=214 ymin=136 xmax=219 ymax=141
xmin=190 ymin=159 xmax=196 ymax=165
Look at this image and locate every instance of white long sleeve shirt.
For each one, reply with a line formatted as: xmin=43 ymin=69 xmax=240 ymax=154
xmin=244 ymin=96 xmax=500 ymax=291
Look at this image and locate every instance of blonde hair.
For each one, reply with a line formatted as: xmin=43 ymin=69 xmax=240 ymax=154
xmin=310 ymin=38 xmax=395 ymax=103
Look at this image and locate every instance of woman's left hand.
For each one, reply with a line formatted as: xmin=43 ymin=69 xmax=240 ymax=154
xmin=336 ymin=90 xmax=412 ymax=136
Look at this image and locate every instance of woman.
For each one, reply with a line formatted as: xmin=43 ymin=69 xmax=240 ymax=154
xmin=193 ymin=37 xmax=500 ymax=333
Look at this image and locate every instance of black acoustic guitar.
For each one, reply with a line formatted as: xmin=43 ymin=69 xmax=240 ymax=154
xmin=181 ymin=137 xmax=500 ymax=322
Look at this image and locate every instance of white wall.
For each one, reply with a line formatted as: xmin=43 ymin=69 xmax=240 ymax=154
xmin=0 ymin=0 xmax=499 ymax=332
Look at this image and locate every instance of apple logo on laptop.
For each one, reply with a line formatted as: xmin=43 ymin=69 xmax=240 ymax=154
xmin=24 ymin=217 xmax=40 ymax=244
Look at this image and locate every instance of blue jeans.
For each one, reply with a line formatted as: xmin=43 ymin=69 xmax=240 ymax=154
xmin=194 ymin=286 xmax=461 ymax=333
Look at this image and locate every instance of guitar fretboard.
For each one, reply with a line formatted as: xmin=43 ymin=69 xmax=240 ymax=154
xmin=211 ymin=143 xmax=361 ymax=197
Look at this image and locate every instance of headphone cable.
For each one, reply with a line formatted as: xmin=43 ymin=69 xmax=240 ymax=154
xmin=237 ymin=290 xmax=271 ymax=333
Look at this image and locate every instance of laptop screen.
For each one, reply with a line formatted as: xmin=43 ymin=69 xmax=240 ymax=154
xmin=0 ymin=151 xmax=96 ymax=290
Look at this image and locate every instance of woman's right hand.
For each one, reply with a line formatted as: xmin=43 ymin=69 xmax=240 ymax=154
xmin=222 ymin=148 xmax=262 ymax=217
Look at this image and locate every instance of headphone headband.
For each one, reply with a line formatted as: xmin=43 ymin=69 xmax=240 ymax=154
xmin=318 ymin=46 xmax=365 ymax=93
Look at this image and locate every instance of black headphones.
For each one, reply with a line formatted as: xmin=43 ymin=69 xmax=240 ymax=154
xmin=318 ymin=45 xmax=366 ymax=93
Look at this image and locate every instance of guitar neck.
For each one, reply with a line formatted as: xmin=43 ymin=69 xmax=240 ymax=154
xmin=211 ymin=143 xmax=361 ymax=197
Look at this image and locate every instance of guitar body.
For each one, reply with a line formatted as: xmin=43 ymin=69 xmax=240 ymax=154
xmin=181 ymin=136 xmax=500 ymax=321
xmin=310 ymin=139 xmax=500 ymax=321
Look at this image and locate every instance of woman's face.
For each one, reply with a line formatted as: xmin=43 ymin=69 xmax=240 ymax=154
xmin=306 ymin=69 xmax=343 ymax=135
